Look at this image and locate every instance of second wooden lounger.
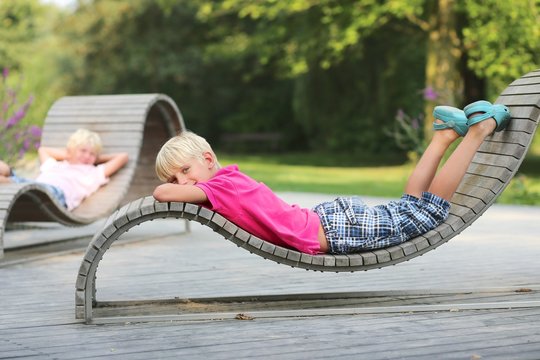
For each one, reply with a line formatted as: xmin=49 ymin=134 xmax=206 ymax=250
xmin=0 ymin=93 xmax=186 ymax=258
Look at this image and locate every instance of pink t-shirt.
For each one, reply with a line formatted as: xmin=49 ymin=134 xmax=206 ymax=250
xmin=195 ymin=165 xmax=321 ymax=254
xmin=36 ymin=158 xmax=109 ymax=210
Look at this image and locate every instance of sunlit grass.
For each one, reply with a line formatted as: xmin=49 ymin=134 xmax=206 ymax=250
xmin=219 ymin=148 xmax=540 ymax=205
xmin=220 ymin=153 xmax=413 ymax=198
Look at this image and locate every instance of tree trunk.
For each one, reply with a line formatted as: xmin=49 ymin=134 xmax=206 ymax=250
xmin=424 ymin=0 xmax=463 ymax=137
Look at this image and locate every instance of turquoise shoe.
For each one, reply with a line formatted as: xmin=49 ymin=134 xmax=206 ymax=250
xmin=464 ymin=100 xmax=512 ymax=132
xmin=432 ymin=105 xmax=469 ymax=136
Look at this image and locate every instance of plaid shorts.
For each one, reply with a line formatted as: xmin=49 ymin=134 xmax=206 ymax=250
xmin=313 ymin=192 xmax=450 ymax=254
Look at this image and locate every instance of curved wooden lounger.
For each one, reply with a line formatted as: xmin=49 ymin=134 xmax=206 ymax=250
xmin=75 ymin=70 xmax=539 ymax=322
xmin=0 ymin=94 xmax=185 ymax=258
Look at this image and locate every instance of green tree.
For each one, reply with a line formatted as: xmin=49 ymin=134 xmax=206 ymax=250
xmin=0 ymin=0 xmax=41 ymax=70
xmin=55 ymin=0 xmax=539 ymax=156
xmin=462 ymin=0 xmax=540 ymax=97
xmin=58 ymin=0 xmax=301 ymax=148
xmin=0 ymin=0 xmax=69 ymax=129
xmin=181 ymin=0 xmax=427 ymax=153
xmin=193 ymin=0 xmax=540 ymax=136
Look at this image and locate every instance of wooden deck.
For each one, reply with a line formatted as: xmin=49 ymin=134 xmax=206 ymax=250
xmin=1 ymin=192 xmax=540 ymax=359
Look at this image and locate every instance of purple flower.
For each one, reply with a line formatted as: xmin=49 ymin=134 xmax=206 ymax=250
xmin=0 ymin=69 xmax=38 ymax=163
xmin=422 ymin=86 xmax=438 ymax=101
xmin=29 ymin=125 xmax=42 ymax=138
xmin=411 ymin=118 xmax=419 ymax=130
xmin=23 ymin=138 xmax=31 ymax=151
xmin=6 ymin=110 xmax=25 ymax=128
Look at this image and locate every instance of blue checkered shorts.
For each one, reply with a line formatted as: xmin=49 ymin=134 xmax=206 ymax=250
xmin=9 ymin=172 xmax=67 ymax=208
xmin=313 ymin=192 xmax=450 ymax=254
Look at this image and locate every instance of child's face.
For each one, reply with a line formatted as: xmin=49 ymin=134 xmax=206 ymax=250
xmin=167 ymin=153 xmax=216 ymax=185
xmin=67 ymin=144 xmax=98 ymax=165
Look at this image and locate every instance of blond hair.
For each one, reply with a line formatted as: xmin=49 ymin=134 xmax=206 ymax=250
xmin=155 ymin=131 xmax=221 ymax=182
xmin=66 ymin=129 xmax=102 ymax=154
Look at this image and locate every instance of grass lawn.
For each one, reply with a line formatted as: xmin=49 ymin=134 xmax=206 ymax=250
xmin=218 ymin=133 xmax=540 ymax=205
xmin=219 ymin=153 xmax=413 ymax=199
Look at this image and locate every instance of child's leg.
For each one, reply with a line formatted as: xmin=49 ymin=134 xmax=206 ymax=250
xmin=404 ymin=126 xmax=459 ymax=199
xmin=0 ymin=160 xmax=12 ymax=183
xmin=427 ymin=119 xmax=496 ymax=200
xmin=0 ymin=160 xmax=10 ymax=176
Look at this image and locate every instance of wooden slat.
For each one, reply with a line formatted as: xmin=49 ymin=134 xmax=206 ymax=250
xmin=501 ymin=84 xmax=540 ymax=95
xmin=43 ymin=122 xmax=144 ymax=132
xmin=461 ymin=173 xmax=504 ymax=193
xmin=43 ymin=115 xmax=146 ymax=123
xmin=503 ymin=105 xmax=540 ymax=119
xmin=499 ymin=93 xmax=540 ymax=105
xmin=478 ymin=141 xmax=526 ymax=158
xmin=471 ymin=152 xmax=519 ymax=169
xmin=506 ymin=75 xmax=540 ymax=86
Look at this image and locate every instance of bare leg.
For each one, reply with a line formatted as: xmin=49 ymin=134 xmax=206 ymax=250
xmin=0 ymin=160 xmax=10 ymax=176
xmin=428 ymin=118 xmax=496 ymax=200
xmin=404 ymin=124 xmax=459 ymax=198
xmin=0 ymin=160 xmax=12 ymax=183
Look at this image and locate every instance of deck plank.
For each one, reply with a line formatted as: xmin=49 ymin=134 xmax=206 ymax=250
xmin=1 ymin=194 xmax=540 ymax=359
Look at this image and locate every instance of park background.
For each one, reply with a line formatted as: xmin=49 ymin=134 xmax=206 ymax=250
xmin=1 ymin=0 xmax=539 ymax=203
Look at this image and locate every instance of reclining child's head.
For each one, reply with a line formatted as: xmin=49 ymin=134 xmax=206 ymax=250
xmin=66 ymin=129 xmax=103 ymax=165
xmin=155 ymin=131 xmax=221 ymax=183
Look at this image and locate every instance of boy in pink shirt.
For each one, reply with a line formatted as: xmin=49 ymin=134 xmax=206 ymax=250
xmin=153 ymin=101 xmax=510 ymax=254
xmin=0 ymin=129 xmax=128 ymax=210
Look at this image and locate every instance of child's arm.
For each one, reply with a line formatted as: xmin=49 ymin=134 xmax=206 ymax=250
xmin=153 ymin=183 xmax=208 ymax=203
xmin=97 ymin=152 xmax=129 ymax=178
xmin=38 ymin=147 xmax=68 ymax=163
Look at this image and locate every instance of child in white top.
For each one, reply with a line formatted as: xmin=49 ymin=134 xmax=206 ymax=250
xmin=0 ymin=129 xmax=129 ymax=210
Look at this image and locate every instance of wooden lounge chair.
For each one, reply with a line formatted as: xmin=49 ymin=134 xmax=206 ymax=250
xmin=75 ymin=70 xmax=539 ymax=322
xmin=0 ymin=94 xmax=185 ymax=258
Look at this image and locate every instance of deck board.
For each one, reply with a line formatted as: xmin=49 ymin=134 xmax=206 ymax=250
xmin=1 ymin=193 xmax=540 ymax=359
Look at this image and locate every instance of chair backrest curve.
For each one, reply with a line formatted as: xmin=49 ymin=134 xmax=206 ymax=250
xmin=0 ymin=93 xmax=185 ymax=258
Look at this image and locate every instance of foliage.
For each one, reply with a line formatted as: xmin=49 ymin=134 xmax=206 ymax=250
xmin=0 ymin=0 xmax=43 ymax=70
xmin=0 ymin=69 xmax=41 ymax=165
xmin=194 ymin=0 xmax=425 ymax=78
xmin=57 ymin=0 xmax=428 ymax=154
xmin=11 ymin=0 xmax=538 ymax=161
xmin=0 ymin=0 xmax=67 ymax=133
xmin=499 ymin=175 xmax=540 ymax=205
xmin=462 ymin=0 xmax=540 ymax=96
xmin=384 ymin=110 xmax=425 ymax=162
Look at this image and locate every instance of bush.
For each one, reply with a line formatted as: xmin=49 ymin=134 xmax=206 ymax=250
xmin=0 ymin=68 xmax=40 ymax=165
